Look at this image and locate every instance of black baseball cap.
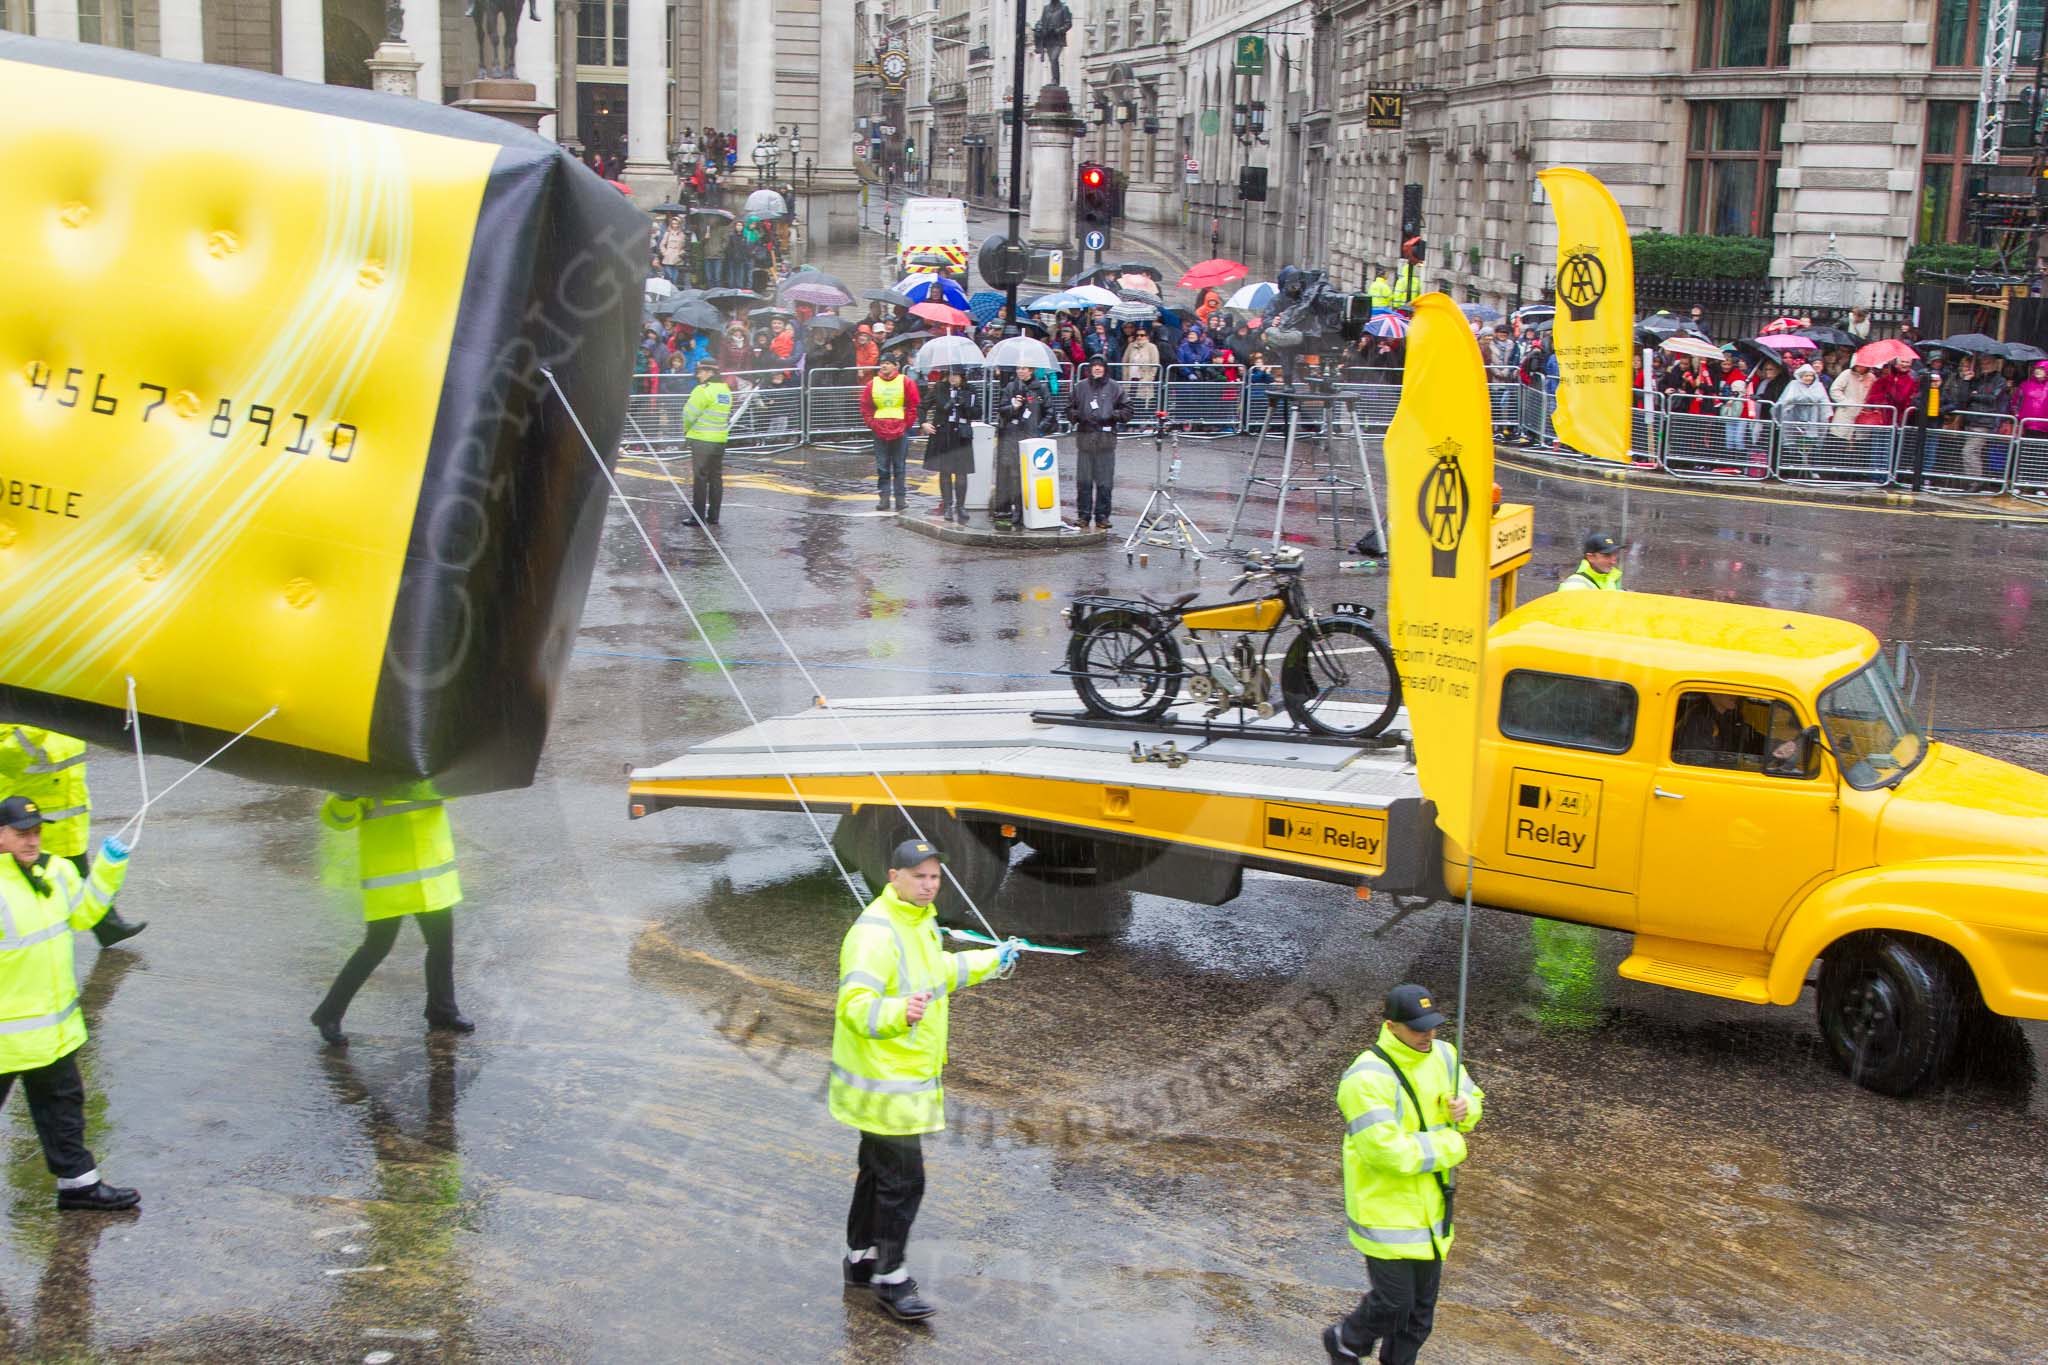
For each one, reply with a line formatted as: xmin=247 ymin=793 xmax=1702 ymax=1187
xmin=1384 ymin=983 xmax=1447 ymax=1031
xmin=1583 ymin=533 xmax=1622 ymax=555
xmin=888 ymin=838 xmax=946 ymax=870
xmin=0 ymin=796 xmax=45 ymax=830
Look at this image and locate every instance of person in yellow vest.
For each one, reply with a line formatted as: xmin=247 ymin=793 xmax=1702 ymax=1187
xmin=681 ymin=356 xmax=733 ymax=525
xmin=1389 ymin=259 xmax=1425 ymax=309
xmin=0 ymin=796 xmax=141 ymax=1211
xmin=310 ymin=793 xmax=470 ymax=1048
xmin=1556 ymin=532 xmax=1624 ymax=592
xmin=860 ymin=355 xmax=922 ymax=511
xmin=832 ymin=838 xmax=1019 ymax=1321
xmin=1325 ymin=984 xmax=1484 ymax=1365
xmin=0 ymin=727 xmax=147 ymax=947
xmin=1367 ymin=271 xmax=1394 ymax=317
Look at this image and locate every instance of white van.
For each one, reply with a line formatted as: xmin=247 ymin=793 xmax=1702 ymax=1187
xmin=897 ymin=197 xmax=971 ymax=280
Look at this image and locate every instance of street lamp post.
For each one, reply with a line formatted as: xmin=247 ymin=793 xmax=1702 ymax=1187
xmin=1232 ymin=99 xmax=1267 ymax=266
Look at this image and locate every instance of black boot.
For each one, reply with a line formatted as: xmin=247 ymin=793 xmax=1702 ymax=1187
xmin=426 ymin=1011 xmax=476 ymax=1034
xmin=92 ymin=908 xmax=147 ymax=947
xmin=1323 ymin=1324 xmax=1364 ymax=1361
xmin=872 ymin=1274 xmax=936 ymax=1321
xmin=310 ymin=1012 xmax=348 ymax=1048
xmin=842 ymin=1253 xmax=875 ymax=1287
xmin=58 ymin=1181 xmax=140 ymax=1212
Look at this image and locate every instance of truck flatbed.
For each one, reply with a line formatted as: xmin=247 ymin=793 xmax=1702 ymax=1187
xmin=627 ymin=690 xmax=1440 ymax=892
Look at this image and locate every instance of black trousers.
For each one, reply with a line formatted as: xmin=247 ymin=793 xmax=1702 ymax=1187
xmin=688 ymin=439 xmax=725 ymax=523
xmin=846 ymin=1132 xmax=925 ymax=1274
xmin=991 ymin=436 xmax=1024 ymax=523
xmin=0 ymin=1054 xmax=97 ymax=1182
xmin=1075 ymin=443 xmax=1117 ymax=523
xmin=936 ymin=469 xmax=967 ymax=512
xmin=1337 ymin=1255 xmax=1442 ymax=1365
xmin=313 ymin=909 xmax=457 ymax=1024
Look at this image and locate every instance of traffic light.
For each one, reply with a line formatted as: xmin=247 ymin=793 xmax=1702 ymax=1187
xmin=1077 ymin=163 xmax=1115 ymax=233
xmin=1402 ymin=235 xmax=1426 ymax=266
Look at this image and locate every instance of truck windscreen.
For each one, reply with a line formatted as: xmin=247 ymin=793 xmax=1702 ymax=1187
xmin=1819 ymin=657 xmax=1928 ymax=790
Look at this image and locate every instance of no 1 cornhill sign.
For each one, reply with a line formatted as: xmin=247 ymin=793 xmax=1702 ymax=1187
xmin=1368 ymin=92 xmax=1404 ymax=131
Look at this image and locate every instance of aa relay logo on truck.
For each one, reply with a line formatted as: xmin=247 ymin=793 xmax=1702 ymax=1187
xmin=1262 ymin=802 xmax=1386 ymax=869
xmin=1506 ymin=768 xmax=1601 ymax=868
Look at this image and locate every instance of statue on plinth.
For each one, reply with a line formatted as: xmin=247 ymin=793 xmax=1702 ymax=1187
xmin=468 ymin=0 xmax=540 ymax=79
xmin=1033 ymin=0 xmax=1072 ymax=88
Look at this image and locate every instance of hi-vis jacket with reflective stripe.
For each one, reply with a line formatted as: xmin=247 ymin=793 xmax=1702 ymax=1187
xmin=320 ymin=795 xmax=461 ymax=921
xmin=0 ymin=728 xmax=90 ymax=859
xmin=829 ymin=884 xmax=1002 ymax=1136
xmin=0 ymin=852 xmax=123 ymax=1073
xmin=1338 ymin=1021 xmax=1484 ymax=1261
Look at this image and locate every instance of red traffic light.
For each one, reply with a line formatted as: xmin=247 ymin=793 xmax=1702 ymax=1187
xmin=1082 ymin=166 xmax=1105 ymax=187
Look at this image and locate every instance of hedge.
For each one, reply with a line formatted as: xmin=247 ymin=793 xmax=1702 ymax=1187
xmin=1628 ymin=232 xmax=1772 ymax=280
xmin=1903 ymin=242 xmax=2002 ymax=285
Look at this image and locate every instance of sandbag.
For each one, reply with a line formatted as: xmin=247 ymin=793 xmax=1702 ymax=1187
xmin=0 ymin=35 xmax=644 ymax=796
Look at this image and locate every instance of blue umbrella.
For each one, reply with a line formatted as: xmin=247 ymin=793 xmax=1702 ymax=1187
xmin=1025 ymin=292 xmax=1078 ymax=313
xmin=967 ymin=290 xmax=1006 ymax=325
xmin=895 ymin=275 xmax=970 ymax=309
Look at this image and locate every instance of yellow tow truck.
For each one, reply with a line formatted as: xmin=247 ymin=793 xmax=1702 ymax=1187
xmin=629 ymin=545 xmax=2048 ymax=1096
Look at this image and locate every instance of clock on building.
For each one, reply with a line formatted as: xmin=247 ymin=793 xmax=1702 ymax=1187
xmin=880 ymin=47 xmax=910 ymax=90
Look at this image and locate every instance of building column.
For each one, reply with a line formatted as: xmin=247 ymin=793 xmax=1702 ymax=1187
xmin=31 ymin=0 xmax=78 ymax=42
xmin=157 ymin=0 xmax=203 ymax=60
xmin=814 ymin=0 xmax=860 ymax=243
xmin=554 ymin=0 xmax=581 ymax=149
xmin=622 ymin=0 xmax=667 ymax=194
xmin=279 ymin=0 xmax=324 ymax=81
xmin=734 ymin=0 xmax=776 ymax=169
xmin=400 ymin=0 xmax=442 ymax=100
xmin=513 ymin=0 xmax=557 ymax=140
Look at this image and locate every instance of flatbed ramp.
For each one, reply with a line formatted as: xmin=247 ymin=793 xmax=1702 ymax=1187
xmin=628 ymin=690 xmax=1441 ymax=895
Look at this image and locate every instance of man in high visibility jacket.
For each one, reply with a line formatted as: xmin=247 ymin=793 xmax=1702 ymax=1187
xmin=1367 ymin=271 xmax=1394 ymax=317
xmin=1326 ymin=984 xmax=1484 ymax=1365
xmin=1389 ymin=260 xmax=1425 ymax=309
xmin=1556 ymin=531 xmax=1624 ymax=592
xmin=0 ymin=795 xmax=141 ymax=1211
xmin=0 ymin=727 xmax=147 ymax=946
xmin=310 ymin=793 xmax=470 ymax=1047
xmin=681 ymin=356 xmax=733 ymax=525
xmin=831 ymin=837 xmax=1018 ymax=1321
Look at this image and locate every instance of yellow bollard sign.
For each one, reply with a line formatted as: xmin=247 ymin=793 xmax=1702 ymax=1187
xmin=0 ymin=37 xmax=644 ymax=795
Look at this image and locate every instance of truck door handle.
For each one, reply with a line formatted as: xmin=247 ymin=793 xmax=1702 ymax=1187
xmin=1654 ymin=786 xmax=1686 ymax=801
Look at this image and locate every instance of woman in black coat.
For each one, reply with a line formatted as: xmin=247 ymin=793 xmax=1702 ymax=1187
xmin=920 ymin=368 xmax=981 ymax=524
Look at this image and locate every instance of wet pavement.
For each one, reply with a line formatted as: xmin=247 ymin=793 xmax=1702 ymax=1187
xmin=12 ymin=228 xmax=2048 ymax=1362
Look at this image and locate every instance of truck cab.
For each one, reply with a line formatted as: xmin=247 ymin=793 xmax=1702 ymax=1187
xmin=1464 ymin=591 xmax=2048 ymax=1094
xmin=896 ymin=196 xmax=971 ymax=281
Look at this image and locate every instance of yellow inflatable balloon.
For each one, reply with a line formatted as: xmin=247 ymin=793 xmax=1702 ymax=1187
xmin=0 ymin=36 xmax=644 ymax=796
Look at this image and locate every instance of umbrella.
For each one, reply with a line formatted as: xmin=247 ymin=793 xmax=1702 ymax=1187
xmin=1119 ymin=273 xmax=1162 ymax=295
xmin=784 ymin=280 xmax=854 ymax=308
xmin=896 ymin=276 xmax=970 ymax=309
xmin=1757 ymin=315 xmax=1812 ymax=336
xmin=1108 ymin=301 xmax=1160 ymax=323
xmin=605 ymin=179 xmax=633 ymax=196
xmin=667 ymin=301 xmax=724 ymax=330
xmin=1364 ymin=313 xmax=1409 ymax=339
xmin=910 ymin=335 xmax=987 ymax=373
xmin=1658 ymin=335 xmax=1724 ymax=361
xmin=644 ymin=276 xmax=677 ymax=298
xmin=1512 ymin=303 xmax=1556 ymax=323
xmin=1636 ymin=313 xmax=1707 ymax=342
xmin=1460 ymin=302 xmax=1504 ymax=323
xmin=1065 ymin=284 xmax=1122 ymax=308
xmin=881 ymin=329 xmax=934 ymax=352
xmin=688 ymin=206 xmax=735 ymax=220
xmin=967 ymin=290 xmax=1007 ymax=325
xmin=1752 ymin=334 xmax=1820 ymax=353
xmin=702 ymin=288 xmax=763 ymax=309
xmin=744 ymin=188 xmax=787 ymax=217
xmin=651 ymin=201 xmax=690 ymax=215
xmin=910 ymin=300 xmax=970 ymax=327
xmin=751 ymin=306 xmax=794 ymax=321
xmin=986 ymin=335 xmax=1060 ymax=369
xmin=864 ymin=287 xmax=916 ymax=308
xmin=1796 ymin=325 xmax=1858 ymax=347
xmin=1853 ymin=338 xmax=1919 ymax=367
xmin=2004 ymin=341 xmax=2048 ymax=363
xmin=1025 ymin=292 xmax=1078 ymax=313
xmin=1225 ymin=282 xmax=1276 ymax=311
xmin=1931 ymin=332 xmax=2006 ymax=356
xmin=1099 ymin=261 xmax=1161 ymax=279
xmin=806 ymin=315 xmax=852 ymax=333
xmin=1179 ymin=258 xmax=1250 ymax=289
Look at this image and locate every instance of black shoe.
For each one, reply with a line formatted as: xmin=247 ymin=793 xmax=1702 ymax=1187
xmin=311 ymin=1013 xmax=348 ymax=1048
xmin=877 ymin=497 xmax=891 ymax=510
xmin=1096 ymin=520 xmax=1113 ymax=531
xmin=92 ymin=909 xmax=148 ymax=947
xmin=843 ymin=1255 xmax=874 ymax=1287
xmin=58 ymin=1181 xmax=140 ymax=1212
xmin=1322 ymin=1325 xmax=1362 ymax=1361
xmin=873 ymin=1276 xmax=936 ymax=1321
xmin=426 ymin=1012 xmax=477 ymax=1034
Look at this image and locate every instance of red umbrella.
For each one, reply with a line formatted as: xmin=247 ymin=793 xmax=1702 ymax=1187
xmin=1853 ymin=338 xmax=1919 ymax=367
xmin=1179 ymin=258 xmax=1249 ymax=289
xmin=909 ymin=300 xmax=969 ymax=328
xmin=606 ymin=179 xmax=634 ymax=197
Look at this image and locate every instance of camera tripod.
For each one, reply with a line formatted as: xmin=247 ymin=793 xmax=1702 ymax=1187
xmin=1124 ymin=415 xmax=1211 ymax=567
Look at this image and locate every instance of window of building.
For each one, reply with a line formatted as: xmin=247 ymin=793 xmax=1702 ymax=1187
xmin=1683 ymin=101 xmax=1783 ymax=238
xmin=1498 ymin=670 xmax=1638 ymax=754
xmin=1935 ymin=0 xmax=1987 ymax=67
xmin=578 ymin=0 xmax=628 ymax=69
xmin=76 ymin=0 xmax=135 ymax=47
xmin=1694 ymin=0 xmax=1792 ymax=68
xmin=1919 ymin=101 xmax=1976 ymax=242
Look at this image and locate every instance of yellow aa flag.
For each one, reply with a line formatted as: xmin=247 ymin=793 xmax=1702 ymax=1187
xmin=1384 ymin=294 xmax=1492 ymax=845
xmin=1539 ymin=167 xmax=1634 ymax=463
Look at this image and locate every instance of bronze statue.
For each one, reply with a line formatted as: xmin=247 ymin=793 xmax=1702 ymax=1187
xmin=1032 ymin=0 xmax=1072 ymax=88
xmin=468 ymin=0 xmax=539 ymax=79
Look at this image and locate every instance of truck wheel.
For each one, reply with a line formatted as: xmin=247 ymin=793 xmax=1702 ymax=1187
xmin=1815 ymin=935 xmax=1962 ymax=1097
xmin=829 ymin=806 xmax=1009 ymax=929
xmin=993 ymin=867 xmax=1135 ymax=941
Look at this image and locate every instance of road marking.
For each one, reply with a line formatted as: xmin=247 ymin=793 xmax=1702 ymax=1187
xmin=323 ymin=1265 xmax=390 ymax=1276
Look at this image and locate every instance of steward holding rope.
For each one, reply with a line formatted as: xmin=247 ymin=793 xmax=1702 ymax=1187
xmin=832 ymin=838 xmax=1019 ymax=1321
xmin=1325 ymin=984 xmax=1484 ymax=1364
xmin=0 ymin=727 xmax=147 ymax=946
xmin=0 ymin=796 xmax=141 ymax=1211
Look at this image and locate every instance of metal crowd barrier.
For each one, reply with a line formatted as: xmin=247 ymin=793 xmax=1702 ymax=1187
xmin=2012 ymin=419 xmax=2048 ymax=500
xmin=1773 ymin=405 xmax=1898 ymax=486
xmin=1162 ymin=363 xmax=1244 ymax=437
xmin=1660 ymin=396 xmax=1774 ymax=482
xmin=1908 ymin=412 xmax=2018 ymax=495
